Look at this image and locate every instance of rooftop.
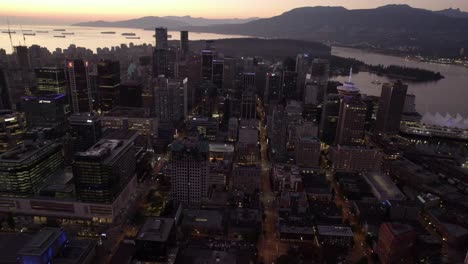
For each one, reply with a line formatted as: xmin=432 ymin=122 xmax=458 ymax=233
xmin=0 ymin=141 xmax=58 ymax=164
xmin=363 ymin=173 xmax=406 ymax=201
xmin=18 ymin=228 xmax=64 ymax=257
xmin=317 ymin=225 xmax=354 ymax=237
xmin=137 ymin=217 xmax=174 ymax=242
xmin=209 ymin=143 xmax=235 ymax=153
xmin=104 ymin=107 xmax=151 ymax=118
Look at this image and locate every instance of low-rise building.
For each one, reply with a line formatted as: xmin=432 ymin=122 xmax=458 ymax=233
xmin=328 ymin=145 xmax=382 ymax=172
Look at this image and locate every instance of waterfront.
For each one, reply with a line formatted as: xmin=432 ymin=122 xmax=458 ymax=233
xmin=0 ymin=24 xmax=248 ymax=54
xmin=332 ymin=47 xmax=468 ymax=116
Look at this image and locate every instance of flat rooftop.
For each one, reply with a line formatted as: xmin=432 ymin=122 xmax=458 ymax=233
xmin=18 ymin=227 xmax=63 ymax=257
xmin=209 ymin=143 xmax=235 ymax=153
xmin=317 ymin=225 xmax=353 ymax=237
xmin=104 ymin=107 xmax=150 ymax=118
xmin=0 ymin=142 xmax=58 ymax=164
xmin=182 ymin=209 xmax=224 ymax=231
xmin=75 ymin=139 xmax=132 ymax=164
xmin=137 ymin=217 xmax=174 ymax=242
xmin=0 ymin=233 xmax=34 ymax=264
xmin=364 ymin=173 xmax=406 ymax=201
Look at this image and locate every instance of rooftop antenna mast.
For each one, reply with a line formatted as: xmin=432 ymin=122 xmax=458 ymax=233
xmin=348 ymin=67 xmax=353 ymax=83
xmin=20 ymin=25 xmax=27 ymax=46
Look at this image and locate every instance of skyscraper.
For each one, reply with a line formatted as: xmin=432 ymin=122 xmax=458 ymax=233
xmin=310 ymin=59 xmax=330 ymax=101
xmin=264 ymin=72 xmax=282 ymax=106
xmin=212 ymin=59 xmax=224 ymax=90
xmin=21 ymin=94 xmax=70 ymax=133
xmin=0 ymin=110 xmax=26 ymax=153
xmin=319 ymin=94 xmax=341 ymax=144
xmin=153 ymin=27 xmax=169 ymax=77
xmin=201 ymin=49 xmax=214 ymax=82
xmin=180 ymin=31 xmax=189 ymax=58
xmin=334 ymin=97 xmax=367 ymax=145
xmin=35 ymin=68 xmax=67 ymax=95
xmin=14 ymin=46 xmax=31 ymax=70
xmin=154 ymin=77 xmax=186 ymax=122
xmin=270 ymin=104 xmax=287 ymax=161
xmin=120 ymin=81 xmax=143 ymax=108
xmin=282 ymin=71 xmax=298 ymax=100
xmin=68 ymin=113 xmax=102 ymax=152
xmin=240 ymin=90 xmax=257 ymax=120
xmin=376 ymin=80 xmax=408 ymax=133
xmin=0 ymin=141 xmax=63 ymax=197
xmin=0 ymin=68 xmax=11 ymax=109
xmin=66 ymin=59 xmax=92 ymax=113
xmin=169 ymin=139 xmax=209 ymax=206
xmin=97 ymin=60 xmax=121 ymax=113
xmin=242 ymin=72 xmax=256 ymax=91
xmin=74 ymin=137 xmax=136 ymax=203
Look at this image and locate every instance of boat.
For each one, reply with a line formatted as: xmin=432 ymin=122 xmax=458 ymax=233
xmin=53 ymin=29 xmax=66 ymax=31
xmin=62 ymin=32 xmax=75 ymax=35
xmin=122 ymin=33 xmax=136 ymax=36
xmin=126 ymin=37 xmax=140 ymax=39
xmin=36 ymin=31 xmax=49 ymax=33
xmin=101 ymin=31 xmax=116 ymax=34
xmin=371 ymin=80 xmax=382 ymax=85
xmin=2 ymin=31 xmax=15 ymax=34
xmin=23 ymin=33 xmax=36 ymax=36
xmin=54 ymin=35 xmax=66 ymax=38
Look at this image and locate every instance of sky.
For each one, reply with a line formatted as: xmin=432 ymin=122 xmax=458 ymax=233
xmin=1 ymin=0 xmax=468 ymax=24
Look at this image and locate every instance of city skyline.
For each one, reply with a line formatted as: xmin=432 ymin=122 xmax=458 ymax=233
xmin=2 ymin=0 xmax=468 ymax=24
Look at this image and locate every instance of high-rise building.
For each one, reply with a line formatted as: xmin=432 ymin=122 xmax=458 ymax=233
xmin=201 ymin=49 xmax=214 ymax=82
xmin=240 ymin=90 xmax=257 ymax=120
xmin=14 ymin=46 xmax=31 ymax=70
xmin=282 ymin=71 xmax=298 ymax=100
xmin=186 ymin=116 xmax=219 ymax=141
xmin=310 ymin=59 xmax=330 ymax=101
xmin=335 ymin=97 xmax=367 ymax=146
xmin=270 ymin=104 xmax=287 ymax=161
xmin=376 ymin=223 xmax=416 ymax=264
xmin=101 ymin=107 xmax=158 ymax=137
xmin=66 ymin=59 xmax=92 ymax=113
xmin=376 ymin=81 xmax=408 ymax=133
xmin=153 ymin=27 xmax=169 ymax=78
xmin=222 ymin=57 xmax=237 ymax=92
xmin=0 ymin=141 xmax=63 ymax=197
xmin=0 ymin=68 xmax=11 ymax=109
xmin=180 ymin=31 xmax=189 ymax=58
xmin=242 ymin=72 xmax=256 ymax=91
xmin=264 ymin=72 xmax=282 ymax=106
xmin=153 ymin=78 xmax=186 ymax=122
xmin=319 ymin=94 xmax=341 ymax=144
xmin=21 ymin=94 xmax=70 ymax=133
xmin=295 ymin=54 xmax=313 ymax=97
xmin=231 ymin=163 xmax=261 ymax=194
xmin=35 ymin=68 xmax=67 ymax=95
xmin=212 ymin=59 xmax=224 ymax=90
xmin=68 ymin=113 xmax=102 ymax=152
xmin=74 ymin=138 xmax=136 ymax=203
xmin=0 ymin=110 xmax=26 ymax=153
xmin=119 ymin=81 xmax=143 ymax=108
xmin=155 ymin=27 xmax=168 ymax=49
xmin=295 ymin=136 xmax=321 ymax=167
xmin=169 ymin=139 xmax=209 ymax=206
xmin=97 ymin=60 xmax=121 ymax=113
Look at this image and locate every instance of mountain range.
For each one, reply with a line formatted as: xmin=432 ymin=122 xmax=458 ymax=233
xmin=73 ymin=16 xmax=259 ymax=29
xmin=74 ymin=5 xmax=468 ymax=56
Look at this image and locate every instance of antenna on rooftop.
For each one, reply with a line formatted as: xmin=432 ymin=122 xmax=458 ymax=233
xmin=348 ymin=67 xmax=353 ymax=83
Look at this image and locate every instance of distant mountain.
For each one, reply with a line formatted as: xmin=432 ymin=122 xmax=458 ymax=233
xmin=185 ymin=5 xmax=468 ymax=56
xmin=73 ymin=16 xmax=258 ymax=29
xmin=435 ymin=8 xmax=468 ymax=18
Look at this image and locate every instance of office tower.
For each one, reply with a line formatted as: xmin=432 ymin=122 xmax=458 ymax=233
xmin=228 ymin=117 xmax=239 ymax=142
xmin=403 ymin=94 xmax=417 ymax=114
xmin=186 ymin=116 xmax=219 ymax=141
xmin=68 ymin=113 xmax=102 ymax=152
xmin=376 ymin=81 xmax=408 ymax=133
xmin=328 ymin=145 xmax=382 ymax=172
xmin=0 ymin=68 xmax=11 ymax=109
xmin=180 ymin=30 xmax=189 ymax=58
xmin=282 ymin=71 xmax=298 ymax=100
xmin=242 ymin=72 xmax=256 ymax=91
xmin=119 ymin=81 xmax=143 ymax=108
xmin=319 ymin=94 xmax=341 ymax=144
xmin=376 ymin=223 xmax=416 ymax=264
xmin=222 ymin=57 xmax=237 ymax=92
xmin=310 ymin=59 xmax=330 ymax=101
xmin=212 ymin=59 xmax=224 ymax=90
xmin=74 ymin=137 xmax=136 ymax=203
xmin=21 ymin=94 xmax=70 ymax=133
xmin=66 ymin=59 xmax=92 ymax=113
xmin=153 ymin=78 xmax=186 ymax=122
xmin=335 ymin=97 xmax=367 ymax=145
xmin=201 ymin=49 xmax=214 ymax=82
xmin=169 ymin=139 xmax=209 ymax=206
xmin=0 ymin=141 xmax=63 ymax=197
xmin=14 ymin=46 xmax=31 ymax=70
xmin=295 ymin=54 xmax=313 ymax=97
xmin=295 ymin=136 xmax=321 ymax=167
xmin=304 ymin=77 xmax=320 ymax=105
xmin=270 ymin=105 xmax=287 ymax=161
xmin=97 ymin=60 xmax=121 ymax=113
xmin=167 ymin=47 xmax=178 ymax=79
xmin=155 ymin=27 xmax=168 ymax=49
xmin=0 ymin=110 xmax=26 ymax=153
xmin=264 ymin=72 xmax=282 ymax=105
xmin=35 ymin=68 xmax=67 ymax=95
xmin=240 ymin=90 xmax=257 ymax=120
xmin=153 ymin=28 xmax=169 ymax=78
xmin=232 ymin=163 xmax=261 ymax=194
xmin=102 ymin=107 xmax=158 ymax=137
